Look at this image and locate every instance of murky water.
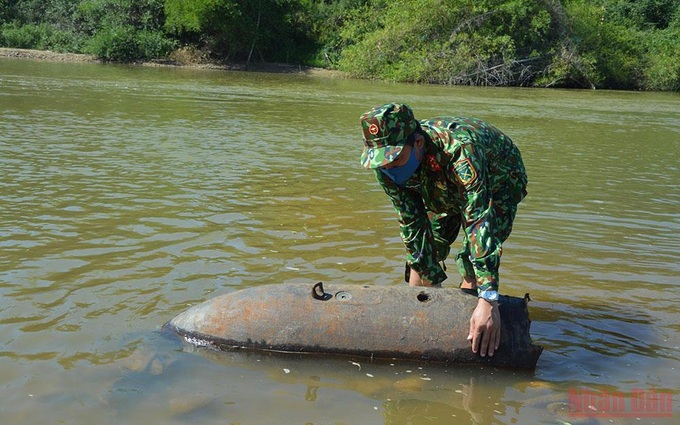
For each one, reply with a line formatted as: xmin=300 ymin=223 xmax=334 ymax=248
xmin=1 ymin=58 xmax=678 ymax=425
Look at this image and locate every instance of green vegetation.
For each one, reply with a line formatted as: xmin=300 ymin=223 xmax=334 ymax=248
xmin=1 ymin=0 xmax=678 ymax=90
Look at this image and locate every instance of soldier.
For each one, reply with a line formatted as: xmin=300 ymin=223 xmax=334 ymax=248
xmin=360 ymin=103 xmax=528 ymax=358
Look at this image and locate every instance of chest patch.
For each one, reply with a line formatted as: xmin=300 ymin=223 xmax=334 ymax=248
xmin=454 ymin=158 xmax=478 ymax=186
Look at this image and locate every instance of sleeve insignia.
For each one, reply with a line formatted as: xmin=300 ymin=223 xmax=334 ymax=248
xmin=454 ymin=158 xmax=478 ymax=186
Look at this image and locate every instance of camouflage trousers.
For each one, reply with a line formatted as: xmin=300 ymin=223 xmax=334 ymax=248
xmin=405 ymin=189 xmax=525 ymax=285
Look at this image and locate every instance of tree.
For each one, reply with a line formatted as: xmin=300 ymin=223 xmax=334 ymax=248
xmin=337 ymin=0 xmax=560 ymax=85
xmin=165 ymin=0 xmax=312 ymax=63
xmin=79 ymin=0 xmax=175 ymax=61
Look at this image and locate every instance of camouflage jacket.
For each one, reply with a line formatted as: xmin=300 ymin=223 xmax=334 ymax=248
xmin=374 ymin=117 xmax=527 ymax=291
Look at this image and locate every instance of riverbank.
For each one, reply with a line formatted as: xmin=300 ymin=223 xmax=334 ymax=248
xmin=0 ymin=47 xmax=343 ymax=78
xmin=0 ymin=47 xmax=97 ymax=63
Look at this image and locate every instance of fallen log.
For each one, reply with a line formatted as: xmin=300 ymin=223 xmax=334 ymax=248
xmin=164 ymin=282 xmax=542 ymax=369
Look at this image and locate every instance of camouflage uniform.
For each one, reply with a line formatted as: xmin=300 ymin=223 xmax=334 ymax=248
xmin=360 ymin=104 xmax=527 ymax=294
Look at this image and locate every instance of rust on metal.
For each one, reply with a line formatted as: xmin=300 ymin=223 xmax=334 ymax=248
xmin=164 ymin=282 xmax=543 ymax=369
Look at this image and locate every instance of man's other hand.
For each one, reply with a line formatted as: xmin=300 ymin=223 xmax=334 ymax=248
xmin=467 ymin=298 xmax=501 ymax=357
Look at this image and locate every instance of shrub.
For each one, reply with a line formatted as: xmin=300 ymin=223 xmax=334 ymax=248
xmin=642 ymin=27 xmax=680 ymax=91
xmin=136 ymin=29 xmax=177 ymax=60
xmin=84 ymin=25 xmax=139 ymax=61
xmin=0 ymin=20 xmax=86 ymax=52
xmin=1 ymin=22 xmax=51 ymax=49
xmin=84 ymin=25 xmax=175 ymax=62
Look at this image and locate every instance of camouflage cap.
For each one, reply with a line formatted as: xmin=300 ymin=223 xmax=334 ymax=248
xmin=360 ymin=103 xmax=417 ymax=169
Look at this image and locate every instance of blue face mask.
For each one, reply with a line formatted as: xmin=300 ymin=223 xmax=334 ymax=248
xmin=380 ymin=144 xmax=421 ymax=186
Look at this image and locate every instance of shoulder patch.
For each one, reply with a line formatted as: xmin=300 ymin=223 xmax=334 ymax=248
xmin=454 ymin=158 xmax=478 ymax=186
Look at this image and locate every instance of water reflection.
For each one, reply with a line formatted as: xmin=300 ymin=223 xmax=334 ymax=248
xmin=106 ymin=333 xmax=538 ymax=425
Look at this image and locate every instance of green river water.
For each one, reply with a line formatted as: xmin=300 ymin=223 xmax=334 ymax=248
xmin=1 ymin=58 xmax=678 ymax=425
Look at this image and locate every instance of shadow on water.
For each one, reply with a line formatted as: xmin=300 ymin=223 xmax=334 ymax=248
xmin=533 ymin=302 xmax=676 ymax=363
xmin=106 ymin=329 xmax=545 ymax=425
xmin=105 ymin=325 xmax=668 ymax=425
xmin=83 ymin=282 xmax=678 ymax=425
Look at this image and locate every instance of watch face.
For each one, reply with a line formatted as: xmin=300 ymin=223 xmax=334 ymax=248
xmin=482 ymin=291 xmax=498 ymax=302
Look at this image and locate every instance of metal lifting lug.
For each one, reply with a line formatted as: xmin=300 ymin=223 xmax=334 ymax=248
xmin=311 ymin=282 xmax=332 ymax=301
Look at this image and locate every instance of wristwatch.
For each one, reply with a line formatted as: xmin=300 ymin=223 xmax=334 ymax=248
xmin=479 ymin=289 xmax=499 ymax=303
